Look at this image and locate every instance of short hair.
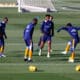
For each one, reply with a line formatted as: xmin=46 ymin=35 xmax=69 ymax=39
xmin=4 ymin=17 xmax=8 ymax=21
xmin=33 ymin=18 xmax=38 ymax=22
xmin=45 ymin=14 xmax=51 ymax=17
xmin=66 ymin=23 xmax=72 ymax=26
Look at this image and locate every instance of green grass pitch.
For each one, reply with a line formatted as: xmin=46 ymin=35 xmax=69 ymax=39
xmin=0 ymin=6 xmax=80 ymax=80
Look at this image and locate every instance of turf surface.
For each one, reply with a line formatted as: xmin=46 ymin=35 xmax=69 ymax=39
xmin=0 ymin=0 xmax=80 ymax=79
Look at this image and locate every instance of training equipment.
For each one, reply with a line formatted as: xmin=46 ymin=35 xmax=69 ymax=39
xmin=28 ymin=65 xmax=37 ymax=72
xmin=75 ymin=65 xmax=80 ymax=71
xmin=17 ymin=0 xmax=56 ymax=12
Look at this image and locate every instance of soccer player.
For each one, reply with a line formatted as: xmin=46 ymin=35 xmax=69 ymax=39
xmin=38 ymin=14 xmax=54 ymax=58
xmin=49 ymin=16 xmax=54 ymax=52
xmin=23 ymin=18 xmax=38 ymax=62
xmin=57 ymin=23 xmax=80 ymax=62
xmin=0 ymin=17 xmax=8 ymax=57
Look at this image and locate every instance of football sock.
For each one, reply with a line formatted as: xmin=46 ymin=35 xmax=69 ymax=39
xmin=24 ymin=48 xmax=29 ymax=59
xmin=65 ymin=44 xmax=70 ymax=53
xmin=70 ymin=52 xmax=75 ymax=60
xmin=0 ymin=46 xmax=3 ymax=53
xmin=29 ymin=50 xmax=32 ymax=59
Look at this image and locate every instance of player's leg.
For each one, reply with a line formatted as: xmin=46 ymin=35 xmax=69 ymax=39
xmin=38 ymin=35 xmax=46 ymax=56
xmin=47 ymin=36 xmax=52 ymax=58
xmin=24 ymin=40 xmax=29 ymax=61
xmin=50 ymin=38 xmax=52 ymax=52
xmin=0 ymin=39 xmax=6 ymax=57
xmin=47 ymin=40 xmax=51 ymax=58
xmin=61 ymin=41 xmax=71 ymax=54
xmin=38 ymin=37 xmax=41 ymax=47
xmin=68 ymin=39 xmax=76 ymax=62
xmin=28 ymin=41 xmax=33 ymax=62
xmin=37 ymin=36 xmax=41 ymax=51
xmin=0 ymin=46 xmax=3 ymax=57
xmin=38 ymin=41 xmax=44 ymax=56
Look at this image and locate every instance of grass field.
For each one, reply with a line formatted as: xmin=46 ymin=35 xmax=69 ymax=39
xmin=0 ymin=0 xmax=80 ymax=80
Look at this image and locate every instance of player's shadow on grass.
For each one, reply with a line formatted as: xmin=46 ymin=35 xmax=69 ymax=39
xmin=51 ymin=54 xmax=68 ymax=58
xmin=37 ymin=70 xmax=44 ymax=72
xmin=34 ymin=49 xmax=63 ymax=52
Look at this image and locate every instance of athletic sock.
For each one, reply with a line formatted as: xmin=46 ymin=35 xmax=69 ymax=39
xmin=24 ymin=48 xmax=29 ymax=59
xmin=70 ymin=52 xmax=75 ymax=60
xmin=29 ymin=50 xmax=32 ymax=60
xmin=65 ymin=44 xmax=70 ymax=53
xmin=0 ymin=46 xmax=3 ymax=53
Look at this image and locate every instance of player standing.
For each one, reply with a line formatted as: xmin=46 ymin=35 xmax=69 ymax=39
xmin=49 ymin=16 xmax=54 ymax=52
xmin=23 ymin=18 xmax=38 ymax=62
xmin=38 ymin=14 xmax=54 ymax=58
xmin=38 ymin=15 xmax=54 ymax=53
xmin=0 ymin=17 xmax=8 ymax=57
xmin=57 ymin=23 xmax=80 ymax=62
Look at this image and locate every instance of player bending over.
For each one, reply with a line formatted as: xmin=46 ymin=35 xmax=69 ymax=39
xmin=0 ymin=17 xmax=8 ymax=57
xmin=57 ymin=23 xmax=80 ymax=62
xmin=38 ymin=14 xmax=54 ymax=58
xmin=23 ymin=18 xmax=38 ymax=62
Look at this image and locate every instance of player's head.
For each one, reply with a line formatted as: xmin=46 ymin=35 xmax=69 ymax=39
xmin=66 ymin=23 xmax=72 ymax=27
xmin=32 ymin=18 xmax=38 ymax=25
xmin=50 ymin=16 xmax=53 ymax=21
xmin=3 ymin=17 xmax=8 ymax=23
xmin=45 ymin=14 xmax=50 ymax=21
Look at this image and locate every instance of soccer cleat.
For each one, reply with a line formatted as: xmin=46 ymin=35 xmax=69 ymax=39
xmin=1 ymin=54 xmax=6 ymax=57
xmin=61 ymin=51 xmax=67 ymax=55
xmin=47 ymin=54 xmax=50 ymax=58
xmin=38 ymin=49 xmax=42 ymax=56
xmin=28 ymin=57 xmax=33 ymax=62
xmin=24 ymin=58 xmax=28 ymax=61
xmin=28 ymin=59 xmax=33 ymax=62
xmin=68 ymin=58 xmax=74 ymax=63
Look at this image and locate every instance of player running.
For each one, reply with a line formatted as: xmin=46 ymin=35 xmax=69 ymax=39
xmin=0 ymin=17 xmax=8 ymax=57
xmin=57 ymin=23 xmax=80 ymax=62
xmin=38 ymin=14 xmax=54 ymax=58
xmin=23 ymin=18 xmax=38 ymax=62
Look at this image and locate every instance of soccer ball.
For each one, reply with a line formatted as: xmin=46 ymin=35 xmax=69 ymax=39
xmin=28 ymin=65 xmax=37 ymax=72
xmin=75 ymin=65 xmax=80 ymax=71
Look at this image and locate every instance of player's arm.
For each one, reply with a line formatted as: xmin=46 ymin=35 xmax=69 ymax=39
xmin=40 ymin=21 xmax=44 ymax=33
xmin=3 ymin=31 xmax=7 ymax=39
xmin=76 ymin=27 xmax=80 ymax=30
xmin=57 ymin=26 xmax=68 ymax=32
xmin=51 ymin=22 xmax=54 ymax=36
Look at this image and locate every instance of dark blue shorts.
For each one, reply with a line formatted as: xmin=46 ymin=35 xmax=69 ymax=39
xmin=69 ymin=39 xmax=79 ymax=52
xmin=24 ymin=39 xmax=31 ymax=46
xmin=41 ymin=35 xmax=51 ymax=43
xmin=0 ymin=38 xmax=4 ymax=46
